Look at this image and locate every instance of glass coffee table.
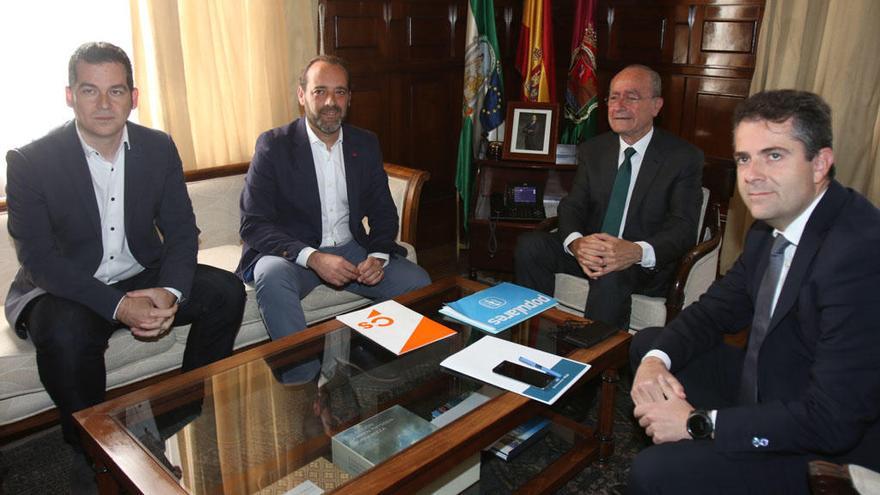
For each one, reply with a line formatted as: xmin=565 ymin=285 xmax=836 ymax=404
xmin=75 ymin=276 xmax=630 ymax=494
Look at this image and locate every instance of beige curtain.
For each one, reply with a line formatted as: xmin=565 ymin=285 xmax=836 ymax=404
xmin=720 ymin=0 xmax=880 ymax=272
xmin=129 ymin=0 xmax=318 ymax=171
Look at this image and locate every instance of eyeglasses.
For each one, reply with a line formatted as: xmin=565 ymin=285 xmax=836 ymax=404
xmin=604 ymin=94 xmax=654 ymax=105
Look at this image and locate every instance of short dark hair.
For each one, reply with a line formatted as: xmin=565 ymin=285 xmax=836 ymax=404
xmin=68 ymin=42 xmax=134 ymax=90
xmin=733 ymin=89 xmax=833 ymax=160
xmin=299 ymin=55 xmax=350 ymax=89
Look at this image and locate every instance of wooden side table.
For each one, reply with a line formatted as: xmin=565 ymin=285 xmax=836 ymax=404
xmin=468 ymin=159 xmax=576 ymax=274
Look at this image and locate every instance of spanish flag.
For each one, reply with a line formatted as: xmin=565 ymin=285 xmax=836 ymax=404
xmin=516 ymin=0 xmax=556 ymax=102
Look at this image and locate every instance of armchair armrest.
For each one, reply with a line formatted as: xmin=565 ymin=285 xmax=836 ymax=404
xmin=664 ymin=202 xmax=722 ymax=321
xmin=382 ymin=163 xmax=430 ymax=247
xmin=808 ymin=460 xmax=867 ymax=495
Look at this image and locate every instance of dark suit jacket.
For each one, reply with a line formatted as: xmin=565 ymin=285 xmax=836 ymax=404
xmin=4 ymin=121 xmax=199 ymax=336
xmin=557 ymin=128 xmax=704 ymax=288
xmin=653 ymin=180 xmax=880 ymax=469
xmin=236 ymin=118 xmax=403 ymax=281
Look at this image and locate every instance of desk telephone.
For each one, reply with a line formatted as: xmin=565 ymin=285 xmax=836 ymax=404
xmin=490 ymin=183 xmax=545 ymax=221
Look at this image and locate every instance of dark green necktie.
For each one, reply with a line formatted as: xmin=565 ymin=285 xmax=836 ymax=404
xmin=600 ymin=147 xmax=636 ymax=235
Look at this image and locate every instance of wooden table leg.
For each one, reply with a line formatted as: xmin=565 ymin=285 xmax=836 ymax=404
xmin=94 ymin=457 xmax=121 ymax=495
xmin=597 ymin=368 xmax=619 ymax=464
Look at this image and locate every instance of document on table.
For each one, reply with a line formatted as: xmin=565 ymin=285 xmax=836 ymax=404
xmin=439 ymin=336 xmax=589 ymax=405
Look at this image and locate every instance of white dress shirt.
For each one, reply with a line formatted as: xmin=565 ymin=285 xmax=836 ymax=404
xmin=76 ymin=123 xmax=182 ymax=318
xmin=295 ymin=124 xmax=389 ymax=268
xmin=76 ymin=124 xmax=143 ymax=284
xmin=564 ymin=128 xmax=657 ymax=267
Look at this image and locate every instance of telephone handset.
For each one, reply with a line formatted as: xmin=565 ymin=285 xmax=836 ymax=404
xmin=490 ymin=183 xmax=545 ymax=221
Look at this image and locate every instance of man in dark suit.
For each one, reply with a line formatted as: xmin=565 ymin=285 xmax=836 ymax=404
xmin=515 ymin=65 xmax=704 ymax=328
xmin=237 ymin=56 xmax=430 ymax=382
xmin=628 ymin=90 xmax=880 ymax=493
xmin=4 ymin=42 xmax=245 ymax=489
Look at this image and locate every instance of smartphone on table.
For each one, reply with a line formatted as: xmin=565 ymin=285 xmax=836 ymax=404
xmin=491 ymin=360 xmax=554 ymax=388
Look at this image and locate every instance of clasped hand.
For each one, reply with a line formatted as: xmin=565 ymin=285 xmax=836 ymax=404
xmin=569 ymin=233 xmax=641 ymax=279
xmin=631 ymin=357 xmax=694 ymax=444
xmin=116 ymin=287 xmax=178 ymax=339
xmin=308 ymin=252 xmax=384 ymax=287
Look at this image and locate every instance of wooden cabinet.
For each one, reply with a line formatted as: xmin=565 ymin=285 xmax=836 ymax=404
xmin=468 ymin=160 xmax=576 ymax=273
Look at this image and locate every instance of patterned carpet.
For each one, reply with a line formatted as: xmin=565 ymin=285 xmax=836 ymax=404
xmin=0 ymin=380 xmax=642 ymax=495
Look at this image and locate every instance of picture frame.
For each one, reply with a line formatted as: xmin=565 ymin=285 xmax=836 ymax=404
xmin=502 ymin=101 xmax=559 ymax=163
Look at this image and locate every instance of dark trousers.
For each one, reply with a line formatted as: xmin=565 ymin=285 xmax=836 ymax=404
xmin=514 ymin=230 xmax=667 ymax=329
xmin=24 ymin=264 xmax=245 ymax=447
xmin=626 ymin=327 xmax=813 ymax=494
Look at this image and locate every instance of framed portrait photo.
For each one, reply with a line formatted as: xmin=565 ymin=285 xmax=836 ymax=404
xmin=502 ymin=101 xmax=559 ymax=163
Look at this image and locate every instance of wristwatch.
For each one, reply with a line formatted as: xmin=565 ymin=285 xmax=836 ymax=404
xmin=687 ymin=409 xmax=714 ymax=440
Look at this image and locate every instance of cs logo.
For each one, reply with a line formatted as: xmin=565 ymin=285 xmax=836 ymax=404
xmin=478 ymin=296 xmax=506 ymax=309
xmin=357 ymin=309 xmax=394 ymax=329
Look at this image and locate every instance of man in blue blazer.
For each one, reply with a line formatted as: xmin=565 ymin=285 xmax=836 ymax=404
xmin=515 ymin=65 xmax=704 ymax=328
xmin=5 ymin=42 xmax=245 ymax=487
xmin=237 ymin=56 xmax=430 ymax=382
xmin=628 ymin=90 xmax=880 ymax=493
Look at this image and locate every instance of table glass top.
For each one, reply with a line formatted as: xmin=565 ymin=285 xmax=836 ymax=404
xmin=109 ymin=279 xmax=572 ymax=494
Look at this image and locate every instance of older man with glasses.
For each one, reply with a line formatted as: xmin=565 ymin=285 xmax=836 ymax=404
xmin=515 ymin=64 xmax=704 ymax=329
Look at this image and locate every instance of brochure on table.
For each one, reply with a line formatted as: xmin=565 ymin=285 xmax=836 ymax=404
xmin=439 ymin=336 xmax=589 ymax=405
xmin=336 ymin=300 xmax=456 ymax=355
xmin=438 ymin=282 xmax=558 ymax=334
xmin=487 ymin=416 xmax=550 ymax=461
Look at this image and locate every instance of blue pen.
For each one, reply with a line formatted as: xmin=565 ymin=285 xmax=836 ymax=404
xmin=518 ymin=356 xmax=562 ymax=379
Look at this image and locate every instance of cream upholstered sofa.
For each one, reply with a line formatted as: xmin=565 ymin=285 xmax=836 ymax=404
xmin=0 ymin=163 xmax=428 ymax=438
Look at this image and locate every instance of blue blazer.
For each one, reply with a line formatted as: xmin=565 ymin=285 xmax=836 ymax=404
xmin=4 ymin=121 xmax=199 ymax=336
xmin=237 ymin=118 xmax=403 ymax=281
xmin=654 ymin=180 xmax=880 ymax=469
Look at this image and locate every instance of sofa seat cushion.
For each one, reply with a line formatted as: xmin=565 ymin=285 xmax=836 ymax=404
xmin=0 ymin=324 xmax=40 ymax=401
xmin=629 ymin=295 xmax=667 ymax=331
xmin=0 ymin=316 xmax=179 ymax=402
xmin=197 ymin=244 xmax=265 ymax=334
xmin=553 ymin=273 xmax=667 ymax=331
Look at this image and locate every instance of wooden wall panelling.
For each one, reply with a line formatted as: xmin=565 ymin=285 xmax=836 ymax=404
xmin=320 ymin=1 xmax=391 ymax=61
xmin=602 ymin=4 xmax=669 ymax=64
xmin=397 ymin=1 xmax=465 ymax=248
xmin=401 ymin=1 xmax=461 ymax=62
xmin=659 ymin=73 xmax=687 ymax=135
xmin=671 ymin=5 xmax=692 ymax=64
xmin=348 ymin=73 xmax=395 ymax=157
xmin=690 ymin=4 xmax=762 ymax=68
xmin=401 ymin=70 xmax=461 ymax=247
xmin=681 ymin=76 xmax=751 ymax=162
xmin=320 ymin=0 xmax=468 ymax=251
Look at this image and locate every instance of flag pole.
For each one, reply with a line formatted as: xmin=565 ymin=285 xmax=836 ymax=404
xmin=456 ymin=195 xmax=461 ymax=261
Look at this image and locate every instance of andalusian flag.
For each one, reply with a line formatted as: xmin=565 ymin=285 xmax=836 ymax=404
xmin=455 ymin=0 xmax=504 ymax=231
xmin=516 ymin=0 xmax=556 ymax=102
xmin=561 ymin=0 xmax=599 ymax=144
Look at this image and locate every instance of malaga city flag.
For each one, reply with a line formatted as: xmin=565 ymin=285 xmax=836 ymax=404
xmin=455 ymin=0 xmax=504 ymax=231
xmin=516 ymin=0 xmax=556 ymax=102
xmin=561 ymin=0 xmax=599 ymax=144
